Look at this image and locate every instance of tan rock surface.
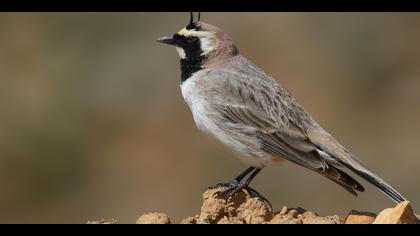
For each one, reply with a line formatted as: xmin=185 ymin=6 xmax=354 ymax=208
xmin=181 ymin=188 xmax=344 ymax=224
xmin=373 ymin=201 xmax=419 ymax=224
xmin=301 ymin=211 xmax=343 ymax=224
xmin=194 ymin=187 xmax=273 ymax=224
xmin=136 ymin=212 xmax=171 ymax=224
xmin=86 ymin=219 xmax=117 ymax=224
xmin=345 ymin=210 xmax=376 ymax=224
xmin=180 ymin=216 xmax=197 ymax=224
xmin=94 ymin=188 xmax=418 ymax=224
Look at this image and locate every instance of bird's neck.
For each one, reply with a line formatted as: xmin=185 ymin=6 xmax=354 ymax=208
xmin=180 ymin=55 xmax=207 ymax=83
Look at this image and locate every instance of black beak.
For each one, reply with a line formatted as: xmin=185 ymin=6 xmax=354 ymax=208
xmin=156 ymin=36 xmax=176 ymax=46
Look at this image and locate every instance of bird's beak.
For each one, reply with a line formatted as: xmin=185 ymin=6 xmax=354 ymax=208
xmin=156 ymin=36 xmax=176 ymax=46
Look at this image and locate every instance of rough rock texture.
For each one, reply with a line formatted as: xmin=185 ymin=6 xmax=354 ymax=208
xmin=373 ymin=201 xmax=419 ymax=224
xmin=180 ymin=216 xmax=197 ymax=224
xmin=136 ymin=212 xmax=171 ymax=224
xmin=177 ymin=188 xmax=343 ymax=224
xmin=93 ymin=188 xmax=419 ymax=224
xmin=86 ymin=219 xmax=117 ymax=224
xmin=193 ymin=188 xmax=272 ymax=224
xmin=345 ymin=210 xmax=376 ymax=224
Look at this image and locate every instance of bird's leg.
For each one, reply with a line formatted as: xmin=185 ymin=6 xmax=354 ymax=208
xmin=218 ymin=168 xmax=261 ymax=197
xmin=207 ymin=167 xmax=255 ymax=190
xmin=234 ymin=166 xmax=256 ymax=183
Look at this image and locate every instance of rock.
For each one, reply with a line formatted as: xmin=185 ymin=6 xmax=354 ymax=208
xmin=197 ymin=188 xmax=229 ymax=223
xmin=236 ymin=195 xmax=273 ymax=224
xmin=373 ymin=208 xmax=396 ymax=224
xmin=269 ymin=210 xmax=303 ymax=224
xmin=373 ymin=201 xmax=419 ymax=224
xmin=301 ymin=211 xmax=343 ymax=224
xmin=193 ymin=187 xmax=273 ymax=224
xmin=217 ymin=216 xmax=245 ymax=224
xmin=270 ymin=216 xmax=302 ymax=224
xmin=136 ymin=212 xmax=171 ymax=224
xmin=180 ymin=217 xmax=196 ymax=224
xmin=86 ymin=219 xmax=117 ymax=224
xmin=131 ymin=189 xmax=418 ymax=224
xmin=183 ymin=188 xmax=346 ymax=224
xmin=269 ymin=206 xmax=341 ymax=224
xmin=279 ymin=206 xmax=288 ymax=215
xmin=345 ymin=210 xmax=376 ymax=224
xmin=268 ymin=206 xmax=302 ymax=224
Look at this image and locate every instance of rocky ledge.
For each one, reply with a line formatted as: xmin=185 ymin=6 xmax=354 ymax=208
xmin=89 ymin=187 xmax=419 ymax=224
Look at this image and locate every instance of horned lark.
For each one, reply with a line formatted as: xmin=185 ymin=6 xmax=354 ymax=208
xmin=157 ymin=13 xmax=406 ymax=205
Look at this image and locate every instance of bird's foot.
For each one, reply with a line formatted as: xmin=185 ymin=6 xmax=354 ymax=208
xmin=244 ymin=186 xmax=272 ymax=210
xmin=207 ymin=179 xmax=244 ymax=198
xmin=216 ymin=181 xmax=248 ymax=198
xmin=209 ymin=181 xmax=272 ymax=210
xmin=206 ymin=180 xmax=240 ymax=190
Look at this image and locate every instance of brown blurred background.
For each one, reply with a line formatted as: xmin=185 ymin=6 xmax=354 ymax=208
xmin=0 ymin=12 xmax=419 ymax=223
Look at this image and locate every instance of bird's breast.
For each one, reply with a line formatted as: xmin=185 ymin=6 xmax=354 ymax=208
xmin=180 ymin=73 xmax=212 ymax=132
xmin=180 ymin=73 xmax=198 ymax=108
xmin=179 ymin=71 xmax=279 ymax=167
xmin=181 ymin=72 xmax=240 ymax=146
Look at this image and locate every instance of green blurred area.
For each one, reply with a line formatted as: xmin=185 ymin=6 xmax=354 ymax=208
xmin=0 ymin=13 xmax=419 ymax=223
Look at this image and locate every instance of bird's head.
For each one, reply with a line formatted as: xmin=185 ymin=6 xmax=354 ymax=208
xmin=157 ymin=13 xmax=239 ymax=62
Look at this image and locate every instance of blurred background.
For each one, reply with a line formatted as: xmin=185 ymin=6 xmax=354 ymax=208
xmin=0 ymin=12 xmax=419 ymax=223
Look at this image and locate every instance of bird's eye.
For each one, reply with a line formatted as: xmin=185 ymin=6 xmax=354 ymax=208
xmin=186 ymin=37 xmax=198 ymax=43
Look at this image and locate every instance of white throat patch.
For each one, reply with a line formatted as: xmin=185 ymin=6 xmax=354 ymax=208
xmin=199 ymin=36 xmax=216 ymax=56
xmin=175 ymin=47 xmax=186 ymax=59
xmin=177 ymin=27 xmax=217 ymax=56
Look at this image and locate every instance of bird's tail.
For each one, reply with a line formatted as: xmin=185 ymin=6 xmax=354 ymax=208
xmin=342 ymin=161 xmax=406 ymax=203
xmin=311 ymin=130 xmax=407 ymax=204
xmin=321 ymin=164 xmax=365 ymax=196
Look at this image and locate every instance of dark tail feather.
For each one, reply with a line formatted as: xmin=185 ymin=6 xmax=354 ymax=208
xmin=320 ymin=165 xmax=365 ymax=196
xmin=348 ymin=166 xmax=406 ymax=204
xmin=311 ymin=132 xmax=406 ymax=203
xmin=338 ymin=160 xmax=406 ymax=203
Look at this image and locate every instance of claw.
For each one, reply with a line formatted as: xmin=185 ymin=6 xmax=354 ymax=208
xmin=244 ymin=186 xmax=272 ymax=210
xmin=207 ymin=182 xmax=271 ymax=210
xmin=224 ymin=183 xmax=247 ymax=198
xmin=207 ymin=180 xmax=240 ymax=197
xmin=205 ymin=168 xmax=270 ymax=208
xmin=208 ymin=180 xmax=242 ymax=198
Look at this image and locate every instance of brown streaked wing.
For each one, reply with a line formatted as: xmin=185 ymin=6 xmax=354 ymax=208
xmin=215 ymin=104 xmax=365 ymax=195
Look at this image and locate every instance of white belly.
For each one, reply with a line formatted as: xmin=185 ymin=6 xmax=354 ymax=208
xmin=180 ymin=74 xmax=276 ymax=168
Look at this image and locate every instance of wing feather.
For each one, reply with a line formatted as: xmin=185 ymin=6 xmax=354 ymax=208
xmin=215 ymin=103 xmax=365 ymax=195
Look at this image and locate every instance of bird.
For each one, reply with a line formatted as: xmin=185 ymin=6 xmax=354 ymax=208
xmin=156 ymin=13 xmax=407 ymax=206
